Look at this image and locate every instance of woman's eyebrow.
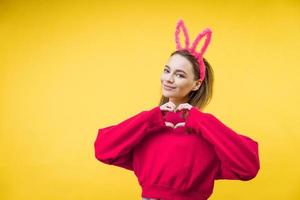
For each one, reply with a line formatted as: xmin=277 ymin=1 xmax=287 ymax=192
xmin=164 ymin=65 xmax=187 ymax=75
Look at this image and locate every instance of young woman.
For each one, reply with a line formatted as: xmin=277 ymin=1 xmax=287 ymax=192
xmin=94 ymin=19 xmax=260 ymax=200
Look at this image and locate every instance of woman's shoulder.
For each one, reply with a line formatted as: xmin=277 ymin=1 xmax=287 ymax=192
xmin=189 ymin=106 xmax=219 ymax=122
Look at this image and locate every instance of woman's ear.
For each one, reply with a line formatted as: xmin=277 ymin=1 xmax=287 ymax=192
xmin=192 ymin=80 xmax=202 ymax=91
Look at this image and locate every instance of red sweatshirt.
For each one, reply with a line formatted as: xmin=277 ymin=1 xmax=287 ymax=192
xmin=94 ymin=106 xmax=260 ymax=200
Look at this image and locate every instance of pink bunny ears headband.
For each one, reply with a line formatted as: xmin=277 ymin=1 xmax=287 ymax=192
xmin=175 ymin=19 xmax=212 ymax=81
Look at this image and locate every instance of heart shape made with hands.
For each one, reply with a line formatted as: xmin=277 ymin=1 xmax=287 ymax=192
xmin=165 ymin=121 xmax=186 ymax=129
xmin=163 ymin=109 xmax=188 ymax=129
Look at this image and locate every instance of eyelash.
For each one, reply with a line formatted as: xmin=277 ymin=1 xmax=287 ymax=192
xmin=163 ymin=69 xmax=185 ymax=78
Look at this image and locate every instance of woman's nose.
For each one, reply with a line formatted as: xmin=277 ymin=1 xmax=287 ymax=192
xmin=166 ymin=74 xmax=174 ymax=82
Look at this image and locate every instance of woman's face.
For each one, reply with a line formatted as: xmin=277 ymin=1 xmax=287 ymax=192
xmin=160 ymin=54 xmax=201 ymax=103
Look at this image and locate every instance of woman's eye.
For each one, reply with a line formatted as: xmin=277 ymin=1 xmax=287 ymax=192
xmin=163 ymin=69 xmax=185 ymax=78
xmin=164 ymin=69 xmax=185 ymax=78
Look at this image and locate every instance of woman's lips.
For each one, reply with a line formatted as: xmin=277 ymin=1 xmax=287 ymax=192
xmin=163 ymin=84 xmax=176 ymax=90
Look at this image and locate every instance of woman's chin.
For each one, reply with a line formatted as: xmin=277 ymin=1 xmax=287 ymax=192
xmin=162 ymin=91 xmax=177 ymax=98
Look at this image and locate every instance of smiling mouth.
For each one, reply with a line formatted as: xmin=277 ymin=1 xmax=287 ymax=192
xmin=163 ymin=85 xmax=176 ymax=90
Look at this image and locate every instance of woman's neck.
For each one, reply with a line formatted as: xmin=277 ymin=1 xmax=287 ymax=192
xmin=168 ymin=97 xmax=188 ymax=109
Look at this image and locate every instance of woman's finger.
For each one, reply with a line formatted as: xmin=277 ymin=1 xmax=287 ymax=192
xmin=174 ymin=122 xmax=185 ymax=128
xmin=165 ymin=121 xmax=174 ymax=128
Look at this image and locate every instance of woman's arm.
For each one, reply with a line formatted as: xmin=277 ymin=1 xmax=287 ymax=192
xmin=186 ymin=107 xmax=260 ymax=181
xmin=94 ymin=106 xmax=164 ymax=171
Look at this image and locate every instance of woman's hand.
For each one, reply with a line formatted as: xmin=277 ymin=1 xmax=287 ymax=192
xmin=165 ymin=121 xmax=175 ymax=128
xmin=160 ymin=102 xmax=191 ymax=129
xmin=164 ymin=121 xmax=186 ymax=129
xmin=160 ymin=101 xmax=176 ymax=112
xmin=175 ymin=103 xmax=193 ymax=111
xmin=174 ymin=122 xmax=185 ymax=128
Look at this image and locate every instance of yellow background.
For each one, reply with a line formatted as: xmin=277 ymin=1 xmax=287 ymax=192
xmin=1 ymin=0 xmax=300 ymax=199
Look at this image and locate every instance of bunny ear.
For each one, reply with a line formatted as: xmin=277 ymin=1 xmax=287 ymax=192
xmin=190 ymin=28 xmax=212 ymax=58
xmin=190 ymin=28 xmax=212 ymax=81
xmin=175 ymin=19 xmax=190 ymax=50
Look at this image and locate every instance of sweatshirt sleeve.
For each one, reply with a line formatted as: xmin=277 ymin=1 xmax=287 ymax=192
xmin=94 ymin=106 xmax=165 ymax=171
xmin=185 ymin=107 xmax=260 ymax=181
